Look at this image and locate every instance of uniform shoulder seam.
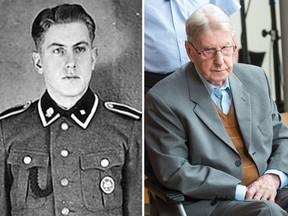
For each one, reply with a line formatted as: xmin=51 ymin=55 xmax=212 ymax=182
xmin=104 ymin=101 xmax=142 ymax=120
xmin=0 ymin=100 xmax=32 ymax=120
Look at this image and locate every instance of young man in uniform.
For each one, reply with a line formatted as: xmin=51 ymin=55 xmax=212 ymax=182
xmin=0 ymin=4 xmax=141 ymax=216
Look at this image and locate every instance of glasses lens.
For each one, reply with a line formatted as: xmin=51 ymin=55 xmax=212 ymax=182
xmin=222 ymin=46 xmax=235 ymax=56
xmin=202 ymin=50 xmax=215 ymax=59
xmin=201 ymin=46 xmax=235 ymax=59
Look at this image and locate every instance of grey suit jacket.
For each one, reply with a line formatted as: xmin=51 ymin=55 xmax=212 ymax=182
xmin=145 ymin=62 xmax=288 ymax=204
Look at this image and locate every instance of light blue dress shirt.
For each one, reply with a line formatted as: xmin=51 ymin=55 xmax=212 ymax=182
xmin=201 ymin=77 xmax=232 ymax=114
xmin=144 ymin=0 xmax=241 ymax=73
xmin=197 ymin=69 xmax=288 ymax=200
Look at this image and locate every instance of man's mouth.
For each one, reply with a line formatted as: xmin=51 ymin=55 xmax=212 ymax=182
xmin=211 ymin=69 xmax=226 ymax=72
xmin=62 ymin=76 xmax=80 ymax=80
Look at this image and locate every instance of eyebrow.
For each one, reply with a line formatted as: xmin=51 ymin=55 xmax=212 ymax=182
xmin=47 ymin=43 xmax=64 ymax=49
xmin=202 ymin=42 xmax=233 ymax=49
xmin=47 ymin=41 xmax=90 ymax=49
xmin=73 ymin=41 xmax=90 ymax=47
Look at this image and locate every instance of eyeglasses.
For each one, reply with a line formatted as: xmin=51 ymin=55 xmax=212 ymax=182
xmin=189 ymin=42 xmax=236 ymax=59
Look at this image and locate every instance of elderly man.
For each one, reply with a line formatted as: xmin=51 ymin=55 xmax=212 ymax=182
xmin=0 ymin=4 xmax=141 ymax=216
xmin=145 ymin=4 xmax=288 ymax=216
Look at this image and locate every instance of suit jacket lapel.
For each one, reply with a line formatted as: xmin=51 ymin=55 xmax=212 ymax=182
xmin=229 ymin=73 xmax=252 ymax=151
xmin=186 ymin=64 xmax=236 ymax=151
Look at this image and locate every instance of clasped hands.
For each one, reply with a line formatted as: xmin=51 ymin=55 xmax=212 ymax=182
xmin=245 ymin=174 xmax=280 ymax=201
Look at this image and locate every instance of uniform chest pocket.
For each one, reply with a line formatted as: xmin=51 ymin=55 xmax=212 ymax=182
xmin=7 ymin=150 xmax=50 ymax=209
xmin=79 ymin=150 xmax=125 ymax=212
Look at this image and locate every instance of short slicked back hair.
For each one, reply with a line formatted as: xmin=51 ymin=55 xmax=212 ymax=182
xmin=32 ymin=4 xmax=96 ymax=51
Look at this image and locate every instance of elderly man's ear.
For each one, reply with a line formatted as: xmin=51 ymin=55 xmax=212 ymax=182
xmin=32 ymin=52 xmax=43 ymax=74
xmin=185 ymin=40 xmax=195 ymax=63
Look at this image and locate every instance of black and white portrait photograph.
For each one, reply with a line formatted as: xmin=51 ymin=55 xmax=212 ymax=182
xmin=0 ymin=0 xmax=142 ymax=215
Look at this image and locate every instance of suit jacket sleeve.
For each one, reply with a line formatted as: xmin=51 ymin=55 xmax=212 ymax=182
xmin=262 ymin=70 xmax=288 ymax=174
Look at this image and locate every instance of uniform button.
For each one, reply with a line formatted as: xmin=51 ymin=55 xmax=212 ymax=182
xmin=61 ymin=207 xmax=70 ymax=215
xmin=61 ymin=150 xmax=69 ymax=157
xmin=61 ymin=122 xmax=69 ymax=131
xmin=23 ymin=156 xmax=32 ymax=165
xmin=101 ymin=158 xmax=110 ymax=167
xmin=235 ymin=160 xmax=241 ymax=167
xmin=60 ymin=178 xmax=69 ymax=187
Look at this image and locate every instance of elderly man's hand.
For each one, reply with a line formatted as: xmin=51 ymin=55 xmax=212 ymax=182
xmin=245 ymin=174 xmax=280 ymax=201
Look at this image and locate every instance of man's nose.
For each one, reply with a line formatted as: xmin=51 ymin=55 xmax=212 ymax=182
xmin=214 ymin=51 xmax=224 ymax=65
xmin=65 ymin=52 xmax=76 ymax=69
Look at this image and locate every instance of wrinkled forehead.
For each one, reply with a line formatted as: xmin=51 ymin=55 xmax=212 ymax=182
xmin=196 ymin=30 xmax=234 ymax=48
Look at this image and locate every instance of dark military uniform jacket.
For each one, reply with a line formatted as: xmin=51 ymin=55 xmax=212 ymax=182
xmin=0 ymin=88 xmax=142 ymax=216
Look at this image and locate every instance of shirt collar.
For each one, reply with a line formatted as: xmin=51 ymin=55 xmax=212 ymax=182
xmin=38 ymin=88 xmax=98 ymax=129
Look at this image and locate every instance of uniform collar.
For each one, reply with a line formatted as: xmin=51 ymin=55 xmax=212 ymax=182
xmin=38 ymin=88 xmax=98 ymax=129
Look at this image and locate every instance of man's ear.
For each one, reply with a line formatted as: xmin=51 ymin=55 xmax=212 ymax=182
xmin=91 ymin=47 xmax=98 ymax=71
xmin=32 ymin=52 xmax=43 ymax=74
xmin=185 ymin=40 xmax=195 ymax=63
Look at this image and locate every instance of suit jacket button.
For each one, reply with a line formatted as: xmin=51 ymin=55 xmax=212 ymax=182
xmin=235 ymin=160 xmax=241 ymax=167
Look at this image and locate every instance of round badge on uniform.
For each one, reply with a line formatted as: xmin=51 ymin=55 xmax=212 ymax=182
xmin=100 ymin=176 xmax=115 ymax=194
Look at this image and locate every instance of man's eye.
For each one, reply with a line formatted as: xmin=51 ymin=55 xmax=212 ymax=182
xmin=222 ymin=46 xmax=231 ymax=51
xmin=75 ymin=47 xmax=86 ymax=53
xmin=53 ymin=48 xmax=64 ymax=54
xmin=203 ymin=49 xmax=215 ymax=54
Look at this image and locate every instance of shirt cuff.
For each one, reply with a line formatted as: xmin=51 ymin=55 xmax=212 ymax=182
xmin=265 ymin=169 xmax=288 ymax=189
xmin=235 ymin=184 xmax=247 ymax=200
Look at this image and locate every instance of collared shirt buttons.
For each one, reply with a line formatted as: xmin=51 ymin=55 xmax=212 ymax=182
xmin=61 ymin=122 xmax=69 ymax=131
xmin=23 ymin=156 xmax=32 ymax=165
xmin=60 ymin=178 xmax=69 ymax=187
xmin=101 ymin=158 xmax=110 ymax=168
xmin=61 ymin=149 xmax=69 ymax=157
xmin=235 ymin=160 xmax=241 ymax=167
xmin=61 ymin=207 xmax=70 ymax=215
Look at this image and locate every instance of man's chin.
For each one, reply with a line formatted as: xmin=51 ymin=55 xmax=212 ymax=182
xmin=61 ymin=89 xmax=87 ymax=98
xmin=49 ymin=87 xmax=87 ymax=99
